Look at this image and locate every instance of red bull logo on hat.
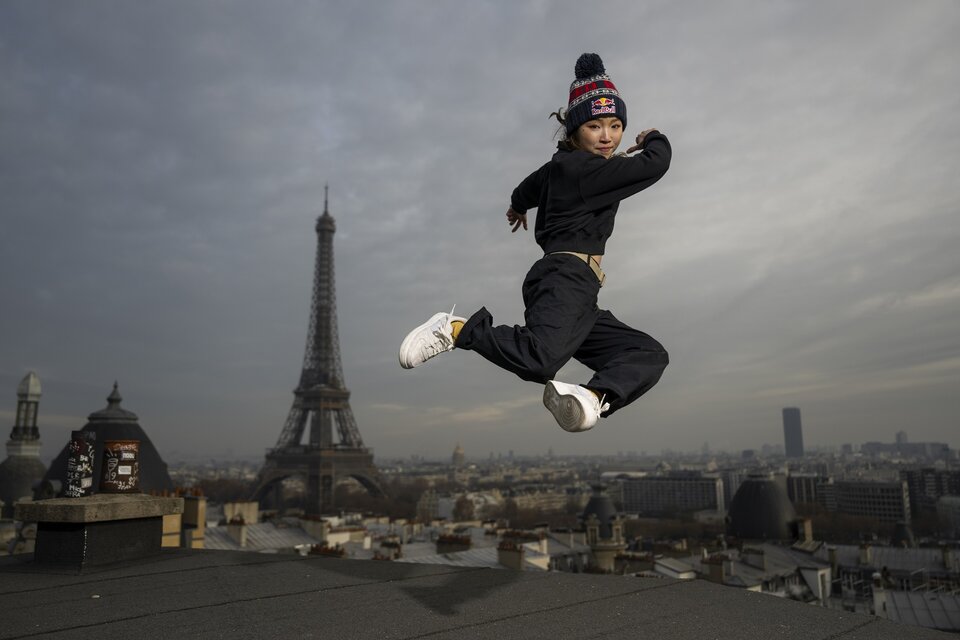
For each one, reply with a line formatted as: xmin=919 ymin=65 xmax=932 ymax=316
xmin=591 ymin=96 xmax=617 ymax=116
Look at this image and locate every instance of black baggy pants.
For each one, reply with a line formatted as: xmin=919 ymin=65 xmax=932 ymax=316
xmin=455 ymin=253 xmax=669 ymax=416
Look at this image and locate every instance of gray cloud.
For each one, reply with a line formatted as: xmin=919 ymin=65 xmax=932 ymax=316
xmin=1 ymin=0 xmax=958 ymax=462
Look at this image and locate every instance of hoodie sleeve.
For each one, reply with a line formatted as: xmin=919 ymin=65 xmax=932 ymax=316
xmin=578 ymin=132 xmax=672 ymax=210
xmin=510 ymin=162 xmax=549 ymax=214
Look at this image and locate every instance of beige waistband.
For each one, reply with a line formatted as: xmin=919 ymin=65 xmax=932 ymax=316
xmin=546 ymin=251 xmax=606 ymax=287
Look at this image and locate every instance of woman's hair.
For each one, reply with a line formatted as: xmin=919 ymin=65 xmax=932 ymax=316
xmin=549 ymin=109 xmax=582 ymax=151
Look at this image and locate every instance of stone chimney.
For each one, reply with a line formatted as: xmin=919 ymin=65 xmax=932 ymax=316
xmin=859 ymin=543 xmax=872 ymax=566
xmin=800 ymin=518 xmax=813 ymax=543
xmin=227 ymin=515 xmax=247 ymax=548
xmin=299 ymin=515 xmax=329 ymax=541
xmin=181 ymin=494 xmax=207 ymax=549
xmin=223 ymin=501 xmax=259 ymax=526
xmin=497 ymin=540 xmax=524 ymax=571
xmin=871 ymin=572 xmax=887 ymax=618
xmin=703 ymin=554 xmax=731 ymax=584
xmin=379 ymin=537 xmax=402 ymax=560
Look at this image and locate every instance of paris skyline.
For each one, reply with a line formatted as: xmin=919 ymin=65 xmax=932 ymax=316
xmin=1 ymin=1 xmax=958 ymax=461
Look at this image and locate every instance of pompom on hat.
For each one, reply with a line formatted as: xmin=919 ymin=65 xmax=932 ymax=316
xmin=564 ymin=53 xmax=626 ymax=135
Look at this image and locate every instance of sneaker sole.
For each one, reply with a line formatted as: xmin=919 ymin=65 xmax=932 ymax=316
xmin=398 ymin=312 xmax=450 ymax=369
xmin=543 ymin=382 xmax=590 ymax=432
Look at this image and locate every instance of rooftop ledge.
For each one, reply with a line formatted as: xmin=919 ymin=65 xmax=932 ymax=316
xmin=0 ymin=549 xmax=951 ymax=639
xmin=14 ymin=493 xmax=183 ymax=523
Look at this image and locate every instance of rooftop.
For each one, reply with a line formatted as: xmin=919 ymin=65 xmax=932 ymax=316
xmin=0 ymin=549 xmax=952 ymax=639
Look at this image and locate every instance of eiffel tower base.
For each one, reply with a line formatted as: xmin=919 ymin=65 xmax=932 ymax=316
xmin=252 ymin=446 xmax=384 ymax=516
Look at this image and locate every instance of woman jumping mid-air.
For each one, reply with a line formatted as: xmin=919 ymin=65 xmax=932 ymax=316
xmin=399 ymin=52 xmax=672 ymax=433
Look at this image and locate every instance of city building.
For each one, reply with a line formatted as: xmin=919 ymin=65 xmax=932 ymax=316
xmin=787 ymin=473 xmax=819 ymax=506
xmin=621 ymin=471 xmax=724 ymax=515
xmin=783 ymin=407 xmax=804 ymax=458
xmin=873 ymin=586 xmax=960 ymax=633
xmin=787 ymin=472 xmax=835 ymax=509
xmin=697 ymin=543 xmax=832 ymax=604
xmin=899 ymin=467 xmax=960 ymax=515
xmin=834 ymin=481 xmax=911 ymax=523
xmin=818 ymin=543 xmax=959 ymax=615
xmin=937 ymin=496 xmax=960 ymax=538
xmin=861 ymin=439 xmax=950 ymax=461
xmin=204 ymin=502 xmax=330 ymax=553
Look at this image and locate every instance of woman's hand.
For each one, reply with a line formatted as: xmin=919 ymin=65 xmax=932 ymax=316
xmin=625 ymin=128 xmax=659 ymax=154
xmin=506 ymin=207 xmax=527 ymax=232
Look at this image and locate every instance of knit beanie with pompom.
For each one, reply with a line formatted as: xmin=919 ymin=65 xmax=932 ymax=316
xmin=564 ymin=53 xmax=626 ymax=135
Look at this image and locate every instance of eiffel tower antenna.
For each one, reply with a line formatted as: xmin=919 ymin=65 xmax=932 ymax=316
xmin=252 ymin=187 xmax=383 ymax=515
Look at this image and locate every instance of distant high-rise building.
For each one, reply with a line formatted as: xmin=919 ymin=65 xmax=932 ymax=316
xmin=895 ymin=430 xmax=908 ymax=445
xmin=452 ymin=443 xmax=465 ymax=468
xmin=782 ymin=407 xmax=804 ymax=458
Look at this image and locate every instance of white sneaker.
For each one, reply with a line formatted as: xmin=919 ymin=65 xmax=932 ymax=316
xmin=543 ymin=380 xmax=610 ymax=432
xmin=398 ymin=306 xmax=466 ymax=369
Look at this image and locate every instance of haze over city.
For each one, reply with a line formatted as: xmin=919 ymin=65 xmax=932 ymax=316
xmin=1 ymin=1 xmax=958 ymax=462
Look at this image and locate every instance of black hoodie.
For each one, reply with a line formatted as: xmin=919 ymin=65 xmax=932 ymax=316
xmin=510 ymin=132 xmax=671 ymax=256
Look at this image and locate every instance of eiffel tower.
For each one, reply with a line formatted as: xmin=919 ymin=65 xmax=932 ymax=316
xmin=252 ymin=187 xmax=384 ymax=515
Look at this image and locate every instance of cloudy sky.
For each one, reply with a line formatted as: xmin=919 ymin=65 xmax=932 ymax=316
xmin=1 ymin=1 xmax=958 ymax=463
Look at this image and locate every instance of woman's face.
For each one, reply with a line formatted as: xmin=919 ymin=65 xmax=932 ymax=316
xmin=575 ymin=117 xmax=623 ymax=159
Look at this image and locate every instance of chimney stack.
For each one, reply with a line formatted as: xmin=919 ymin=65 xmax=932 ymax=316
xmin=744 ymin=547 xmax=767 ymax=571
xmin=801 ymin=518 xmax=813 ymax=543
xmin=497 ymin=540 xmax=524 ymax=571
xmin=872 ymin=572 xmax=887 ymax=618
xmin=227 ymin=516 xmax=247 ymax=548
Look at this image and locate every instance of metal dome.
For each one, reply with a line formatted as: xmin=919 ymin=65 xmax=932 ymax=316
xmin=581 ymin=484 xmax=619 ymax=540
xmin=85 ymin=383 xmax=139 ymax=423
xmin=726 ymin=474 xmax=798 ymax=541
xmin=42 ymin=383 xmax=173 ymax=495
